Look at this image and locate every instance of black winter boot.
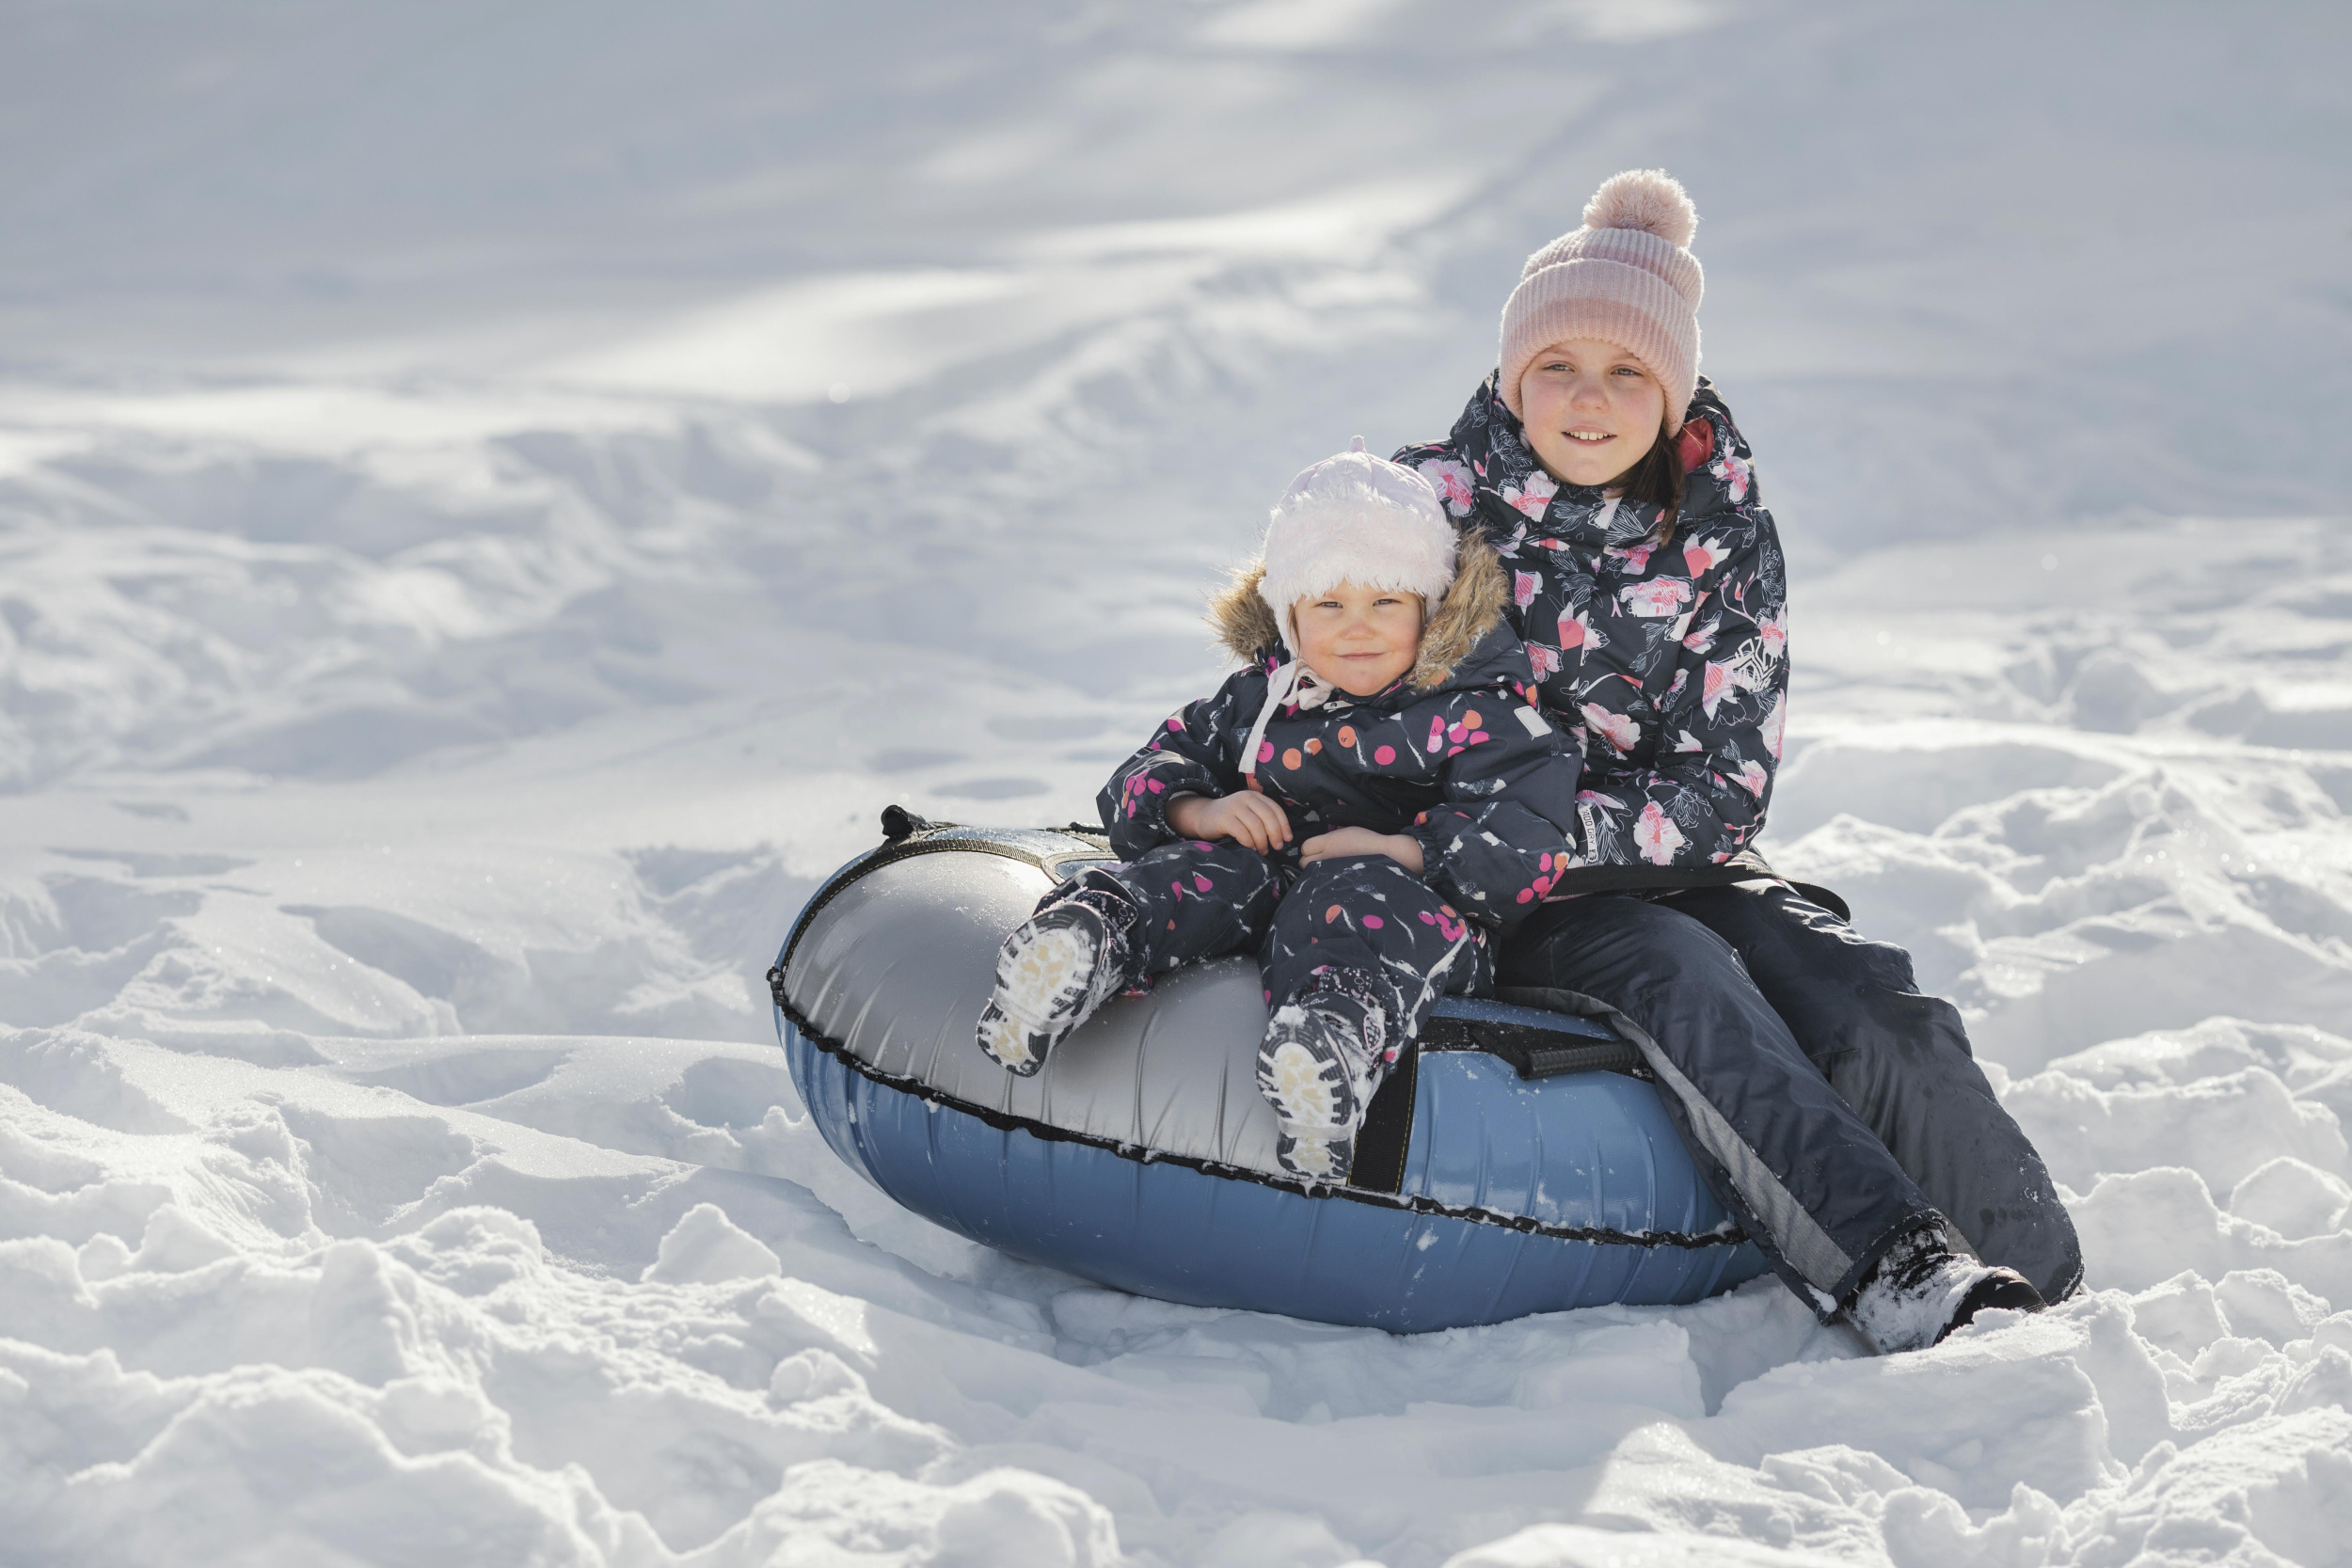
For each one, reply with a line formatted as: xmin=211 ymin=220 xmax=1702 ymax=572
xmin=1848 ymin=1227 xmax=2046 ymax=1354
xmin=975 ymin=898 xmax=1132 ymax=1076
xmin=1255 ymin=995 xmax=1385 ymax=1185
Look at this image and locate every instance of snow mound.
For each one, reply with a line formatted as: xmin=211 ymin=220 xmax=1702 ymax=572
xmin=643 ymin=1202 xmax=784 ymax=1284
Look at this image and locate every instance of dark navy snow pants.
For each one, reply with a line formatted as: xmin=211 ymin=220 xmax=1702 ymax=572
xmin=1500 ymin=881 xmax=2082 ymax=1314
xmin=1671 ymin=881 xmax=2083 ymax=1303
xmin=1047 ymin=840 xmax=1491 ymax=1073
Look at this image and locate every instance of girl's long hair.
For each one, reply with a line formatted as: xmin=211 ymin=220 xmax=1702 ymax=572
xmin=1612 ymin=418 xmax=1686 ymax=523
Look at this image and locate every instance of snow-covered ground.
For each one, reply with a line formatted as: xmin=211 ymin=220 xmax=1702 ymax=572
xmin=6 ymin=2 xmax=2352 ymax=1563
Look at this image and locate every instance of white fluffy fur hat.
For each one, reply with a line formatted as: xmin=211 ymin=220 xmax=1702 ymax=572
xmin=1257 ymin=438 xmax=1456 ymax=651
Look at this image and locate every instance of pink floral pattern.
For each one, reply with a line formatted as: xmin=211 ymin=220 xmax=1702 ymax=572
xmin=1421 ymin=457 xmax=1476 ymax=517
xmin=1710 ymin=450 xmax=1752 ymax=502
xmin=1621 ymin=578 xmax=1694 ymax=619
xmin=1581 ymin=703 xmax=1641 ymax=754
xmin=1633 ymin=801 xmax=1688 ymax=865
xmin=1501 ymin=469 xmax=1558 ymax=520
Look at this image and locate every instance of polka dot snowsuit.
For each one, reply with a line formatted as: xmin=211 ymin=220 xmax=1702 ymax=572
xmin=1041 ymin=543 xmax=1581 ymax=1082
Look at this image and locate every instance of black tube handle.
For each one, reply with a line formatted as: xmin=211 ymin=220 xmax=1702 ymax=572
xmin=1518 ymin=1039 xmax=1644 ymax=1079
xmin=880 ymin=804 xmax=937 ymax=840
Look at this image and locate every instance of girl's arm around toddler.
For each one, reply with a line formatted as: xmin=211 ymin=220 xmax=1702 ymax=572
xmin=1406 ymin=683 xmax=1583 ymax=931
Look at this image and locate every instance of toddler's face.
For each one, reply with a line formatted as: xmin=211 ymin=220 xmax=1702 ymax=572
xmin=1292 ymin=581 xmax=1423 ymax=697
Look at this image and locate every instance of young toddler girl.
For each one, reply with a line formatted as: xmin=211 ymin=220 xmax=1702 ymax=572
xmin=974 ymin=441 xmax=1582 ymax=1183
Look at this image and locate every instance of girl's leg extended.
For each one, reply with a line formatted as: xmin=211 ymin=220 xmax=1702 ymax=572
xmin=1498 ymin=893 xmax=1941 ymax=1316
xmin=979 ymin=840 xmax=1278 ymax=1076
xmin=1253 ymin=854 xmax=1490 ymax=1180
xmin=1665 ymin=881 xmax=2083 ymax=1304
xmin=1069 ymin=838 xmax=1282 ymax=978
xmin=1260 ymin=853 xmax=1489 ymax=1053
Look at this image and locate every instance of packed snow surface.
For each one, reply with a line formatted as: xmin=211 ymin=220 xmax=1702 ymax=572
xmin=5 ymin=2 xmax=2352 ymax=1563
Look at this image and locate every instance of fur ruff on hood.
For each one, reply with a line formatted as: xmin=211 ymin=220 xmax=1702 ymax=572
xmin=1206 ymin=533 xmax=1509 ymax=693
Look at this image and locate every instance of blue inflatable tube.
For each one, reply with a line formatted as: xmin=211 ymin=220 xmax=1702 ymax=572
xmin=770 ymin=820 xmax=1767 ymax=1332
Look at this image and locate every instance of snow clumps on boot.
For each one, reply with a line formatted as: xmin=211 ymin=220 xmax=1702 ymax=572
xmin=1255 ymin=997 xmax=1386 ymax=1184
xmin=1846 ymin=1227 xmax=2046 ymax=1354
xmin=976 ymin=899 xmax=1131 ymax=1076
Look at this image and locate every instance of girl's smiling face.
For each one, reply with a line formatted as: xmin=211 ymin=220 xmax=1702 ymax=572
xmin=1517 ymin=338 xmax=1668 ymax=487
xmin=1293 ymin=581 xmax=1423 ymax=697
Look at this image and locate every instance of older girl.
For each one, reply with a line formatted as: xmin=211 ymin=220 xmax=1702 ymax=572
xmin=1393 ymin=169 xmax=2079 ymax=1354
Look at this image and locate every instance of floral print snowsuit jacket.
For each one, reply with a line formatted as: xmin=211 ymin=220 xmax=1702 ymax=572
xmin=1099 ymin=538 xmax=1582 ymax=931
xmin=1394 ymin=377 xmax=1788 ymax=883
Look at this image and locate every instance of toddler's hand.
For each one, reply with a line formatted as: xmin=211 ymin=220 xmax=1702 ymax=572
xmin=1300 ymin=827 xmax=1424 ymax=873
xmin=1168 ymin=792 xmax=1293 ymax=853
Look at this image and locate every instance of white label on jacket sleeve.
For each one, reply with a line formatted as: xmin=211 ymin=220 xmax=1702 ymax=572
xmin=1515 ymin=705 xmax=1551 ymax=737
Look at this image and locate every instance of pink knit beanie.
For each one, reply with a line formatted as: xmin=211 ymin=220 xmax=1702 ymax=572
xmin=1497 ymin=169 xmax=1704 ymax=428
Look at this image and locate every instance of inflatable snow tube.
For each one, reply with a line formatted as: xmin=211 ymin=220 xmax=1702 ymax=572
xmin=769 ymin=816 xmax=1769 ymax=1332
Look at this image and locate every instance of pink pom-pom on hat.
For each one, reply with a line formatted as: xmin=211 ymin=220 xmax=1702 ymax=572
xmin=1497 ymin=168 xmax=1705 ymax=429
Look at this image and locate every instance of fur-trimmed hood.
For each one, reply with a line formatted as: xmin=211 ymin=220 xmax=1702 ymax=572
xmin=1205 ymin=533 xmax=1512 ymax=695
